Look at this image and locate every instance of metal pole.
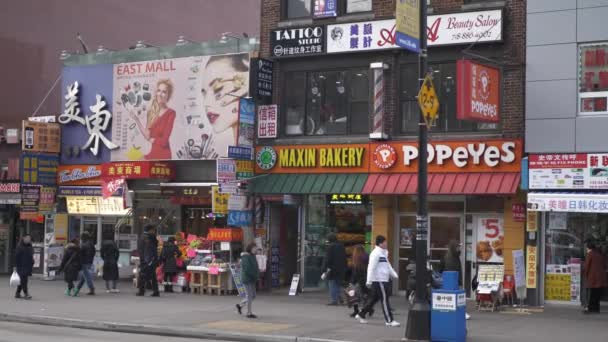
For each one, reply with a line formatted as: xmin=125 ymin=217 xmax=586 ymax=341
xmin=405 ymin=0 xmax=431 ymax=339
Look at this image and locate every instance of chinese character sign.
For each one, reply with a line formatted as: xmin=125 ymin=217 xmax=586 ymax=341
xmin=22 ymin=121 xmax=61 ymax=153
xmin=61 ymin=64 xmax=115 ymax=163
xmin=111 ymin=54 xmax=250 ymax=161
xmin=327 ymin=20 xmax=396 ymax=53
xmin=271 ymin=26 xmax=325 ymax=58
xmin=257 ymin=105 xmax=278 ymax=138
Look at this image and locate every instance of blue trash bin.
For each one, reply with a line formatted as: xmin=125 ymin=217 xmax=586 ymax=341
xmin=431 ymin=271 xmax=466 ymax=342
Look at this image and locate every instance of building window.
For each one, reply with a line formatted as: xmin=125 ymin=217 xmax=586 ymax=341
xmin=284 ymin=0 xmax=370 ymax=19
xmin=579 ymin=43 xmax=608 ymax=115
xmin=400 ymin=63 xmax=498 ymax=133
xmin=284 ymin=69 xmax=370 ymax=136
xmin=286 ymin=0 xmax=312 ymax=19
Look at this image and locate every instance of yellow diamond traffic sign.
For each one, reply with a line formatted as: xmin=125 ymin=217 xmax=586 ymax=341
xmin=417 ymin=73 xmax=440 ymax=126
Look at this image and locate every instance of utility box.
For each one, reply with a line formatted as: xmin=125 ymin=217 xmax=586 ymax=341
xmin=431 ymin=271 xmax=466 ymax=342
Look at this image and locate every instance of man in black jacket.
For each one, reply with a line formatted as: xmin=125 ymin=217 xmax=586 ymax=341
xmin=137 ymin=224 xmax=160 ymax=297
xmin=74 ymin=232 xmax=96 ymax=296
xmin=322 ymin=233 xmax=347 ymax=305
xmin=15 ymin=234 xmax=34 ymax=299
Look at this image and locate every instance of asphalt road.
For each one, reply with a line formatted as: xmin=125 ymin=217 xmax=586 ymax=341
xmin=0 ymin=322 xmax=215 ymax=342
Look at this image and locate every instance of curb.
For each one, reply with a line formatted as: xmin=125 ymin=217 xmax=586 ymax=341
xmin=0 ymin=312 xmax=350 ymax=342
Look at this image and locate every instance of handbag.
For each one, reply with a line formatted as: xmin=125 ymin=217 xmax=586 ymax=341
xmin=10 ymin=269 xmax=20 ymax=287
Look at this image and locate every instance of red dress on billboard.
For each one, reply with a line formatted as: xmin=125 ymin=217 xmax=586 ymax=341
xmin=145 ymin=109 xmax=176 ymax=160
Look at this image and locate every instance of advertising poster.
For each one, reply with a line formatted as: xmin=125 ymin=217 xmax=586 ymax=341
xmin=212 ymin=186 xmax=229 ymax=215
xmin=395 ymin=0 xmax=420 ymax=53
xmin=22 ymin=121 xmax=61 ymax=153
xmin=456 ymin=60 xmax=500 ymax=123
xmin=526 ymin=245 xmax=537 ymax=289
xmin=21 ymin=185 xmax=41 ymax=215
xmin=545 ymin=273 xmax=571 ymax=301
xmin=237 ymin=98 xmax=255 ymax=147
xmin=314 ymin=0 xmax=337 ymax=18
xmin=476 ymin=217 xmax=504 ymax=263
xmin=512 ymin=249 xmax=525 ymax=289
xmin=111 ymin=53 xmax=250 ymax=161
xmin=528 ymin=154 xmax=587 ymax=189
xmin=217 ymin=159 xmax=237 ymax=194
xmin=587 ymin=153 xmax=608 ymax=188
xmin=21 ymin=153 xmax=59 ymax=186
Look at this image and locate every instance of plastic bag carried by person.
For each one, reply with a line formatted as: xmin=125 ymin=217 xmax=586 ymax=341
xmin=10 ymin=269 xmax=20 ymax=287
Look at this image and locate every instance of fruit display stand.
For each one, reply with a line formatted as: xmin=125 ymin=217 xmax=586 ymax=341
xmin=186 ymin=228 xmax=243 ymax=295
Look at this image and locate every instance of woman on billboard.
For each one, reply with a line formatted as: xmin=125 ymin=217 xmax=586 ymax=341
xmin=129 ymin=79 xmax=176 ymax=160
xmin=201 ymin=54 xmax=249 ymax=149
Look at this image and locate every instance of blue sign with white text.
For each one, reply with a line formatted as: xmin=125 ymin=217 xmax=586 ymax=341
xmin=228 ymin=210 xmax=252 ymax=226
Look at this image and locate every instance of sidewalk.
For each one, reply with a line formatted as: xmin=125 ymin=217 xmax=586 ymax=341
xmin=0 ymin=278 xmax=606 ymax=342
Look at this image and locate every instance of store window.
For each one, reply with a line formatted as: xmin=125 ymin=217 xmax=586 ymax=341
xmin=284 ymin=0 xmax=371 ymax=19
xmin=303 ymin=194 xmax=371 ymax=288
xmin=400 ymin=63 xmax=498 ymax=133
xmin=283 ymin=69 xmax=370 ymax=136
xmin=579 ymin=43 xmax=608 ymax=115
xmin=286 ymin=0 xmax=311 ymax=18
xmin=544 ymin=212 xmax=608 ymax=303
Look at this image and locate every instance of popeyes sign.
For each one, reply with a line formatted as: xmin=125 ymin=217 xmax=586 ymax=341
xmin=369 ymin=139 xmax=522 ymax=173
xmin=457 ymin=60 xmax=501 ymax=123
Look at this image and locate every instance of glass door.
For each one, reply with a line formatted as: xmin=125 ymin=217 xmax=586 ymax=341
xmin=429 ymin=215 xmax=463 ymax=276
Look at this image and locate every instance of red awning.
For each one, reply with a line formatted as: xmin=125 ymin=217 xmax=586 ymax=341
xmin=362 ymin=172 xmax=520 ymax=195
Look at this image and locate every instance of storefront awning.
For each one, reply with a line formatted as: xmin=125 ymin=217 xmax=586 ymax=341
xmin=362 ymin=172 xmax=520 ymax=195
xmin=250 ymin=174 xmax=368 ymax=194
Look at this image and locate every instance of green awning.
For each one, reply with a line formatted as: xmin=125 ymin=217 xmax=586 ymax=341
xmin=250 ymin=174 xmax=368 ymax=194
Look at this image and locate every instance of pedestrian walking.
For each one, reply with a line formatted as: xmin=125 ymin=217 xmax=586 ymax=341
xmin=137 ymin=224 xmax=160 ymax=297
xmin=160 ymin=236 xmax=182 ymax=292
xmin=322 ymin=233 xmax=347 ymax=306
xmin=101 ymin=238 xmax=120 ymax=293
xmin=236 ymin=242 xmax=260 ymax=319
xmin=356 ymin=235 xmax=400 ymax=327
xmin=348 ymin=244 xmax=373 ymax=317
xmin=584 ymin=240 xmax=607 ymax=314
xmin=74 ymin=232 xmax=96 ymax=296
xmin=59 ymin=239 xmax=82 ymax=296
xmin=14 ymin=234 xmax=34 ymax=300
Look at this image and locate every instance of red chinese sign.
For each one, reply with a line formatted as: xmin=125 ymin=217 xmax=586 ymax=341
xmin=207 ymin=228 xmax=243 ymax=242
xmin=456 ymin=60 xmax=501 ymax=123
xmin=528 ymin=154 xmax=587 ymax=168
xmin=101 ymin=161 xmax=174 ymax=180
xmin=511 ymin=203 xmax=526 ymax=222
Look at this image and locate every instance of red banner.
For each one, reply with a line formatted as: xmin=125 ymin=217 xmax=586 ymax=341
xmin=457 ymin=60 xmax=500 ymax=123
xmin=207 ymin=228 xmax=243 ymax=242
xmin=101 ymin=161 xmax=175 ymax=180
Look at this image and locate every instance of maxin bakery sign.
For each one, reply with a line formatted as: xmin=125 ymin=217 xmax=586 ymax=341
xmin=255 ymin=144 xmax=368 ymax=173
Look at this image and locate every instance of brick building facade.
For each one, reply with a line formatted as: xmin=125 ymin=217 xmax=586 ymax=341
xmin=254 ymin=0 xmax=527 ymax=295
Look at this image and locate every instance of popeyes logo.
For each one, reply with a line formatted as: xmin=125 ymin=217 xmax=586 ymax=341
xmin=456 ymin=60 xmax=500 ymax=123
xmin=370 ymin=140 xmax=522 ymax=173
xmin=373 ymin=144 xmax=396 ymax=169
